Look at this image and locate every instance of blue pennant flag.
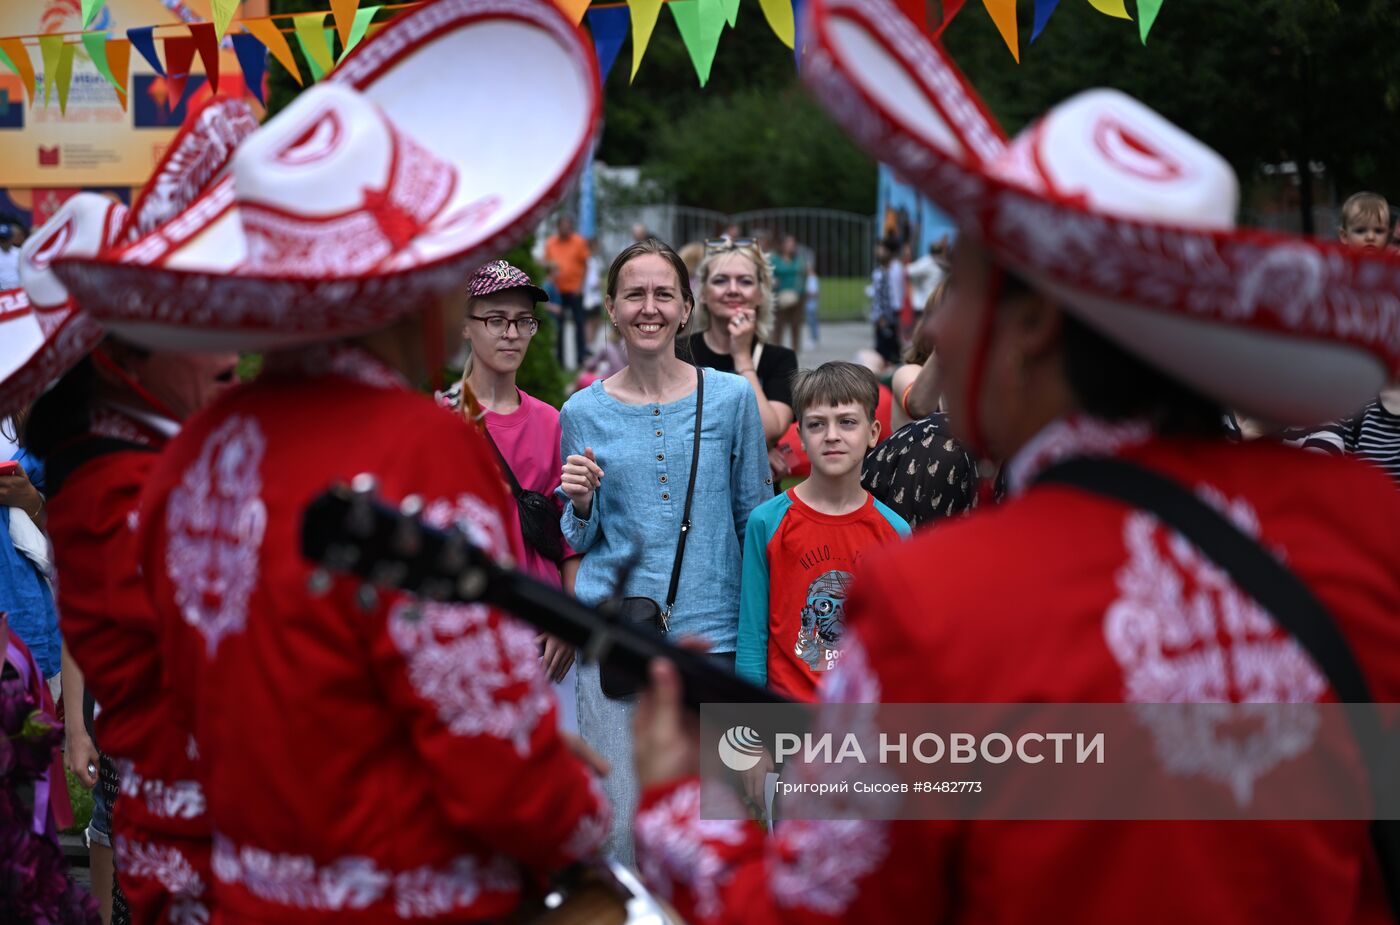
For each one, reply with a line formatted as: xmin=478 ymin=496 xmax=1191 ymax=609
xmin=1031 ymin=0 xmax=1061 ymax=41
xmin=126 ymin=25 xmax=164 ymax=76
xmin=586 ymin=6 xmax=628 ymax=84
xmin=230 ymin=33 xmax=267 ymax=106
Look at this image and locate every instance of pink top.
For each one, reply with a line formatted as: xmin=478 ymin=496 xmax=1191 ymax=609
xmin=484 ymin=388 xmax=575 ymax=586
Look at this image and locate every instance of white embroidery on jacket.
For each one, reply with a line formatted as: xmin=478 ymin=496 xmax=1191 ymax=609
xmin=561 ymin=774 xmax=612 ymax=861
xmin=387 ymin=492 xmax=549 ymax=753
xmin=392 ymin=854 xmax=519 ymax=919
xmin=116 ymin=836 xmax=207 ymax=903
xmin=166 ymin=415 xmax=268 ymax=657
xmin=1105 ymin=488 xmax=1326 ymax=805
xmin=634 ymin=781 xmax=751 ymax=921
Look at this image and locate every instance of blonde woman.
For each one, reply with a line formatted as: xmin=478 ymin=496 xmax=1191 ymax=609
xmin=677 ymin=238 xmax=798 ymax=470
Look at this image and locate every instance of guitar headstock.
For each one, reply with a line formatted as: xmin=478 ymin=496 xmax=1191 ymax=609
xmin=300 ymin=476 xmax=493 ymax=604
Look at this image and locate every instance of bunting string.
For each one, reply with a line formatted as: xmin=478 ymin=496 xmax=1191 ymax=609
xmin=0 ymin=0 xmax=1167 ymax=118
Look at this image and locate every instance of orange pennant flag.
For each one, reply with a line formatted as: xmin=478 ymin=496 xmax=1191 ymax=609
xmin=981 ymin=0 xmax=1019 ymax=61
xmin=556 ymin=0 xmax=590 ymax=24
xmin=107 ymin=38 xmax=130 ymax=110
xmin=0 ymin=38 xmax=35 ymax=105
xmin=330 ymin=0 xmax=361 ymax=48
xmin=243 ymin=17 xmax=303 ymax=86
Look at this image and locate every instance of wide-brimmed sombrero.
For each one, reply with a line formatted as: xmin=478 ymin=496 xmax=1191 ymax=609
xmin=801 ymin=0 xmax=1400 ymax=426
xmin=0 ymin=97 xmax=258 ymax=420
xmin=57 ymin=0 xmax=602 ymax=353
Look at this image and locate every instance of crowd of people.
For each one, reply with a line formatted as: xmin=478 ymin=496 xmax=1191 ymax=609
xmin=3 ymin=0 xmax=1400 ymax=923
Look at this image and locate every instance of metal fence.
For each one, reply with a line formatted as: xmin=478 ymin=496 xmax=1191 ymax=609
xmin=595 ymin=205 xmax=877 ymax=280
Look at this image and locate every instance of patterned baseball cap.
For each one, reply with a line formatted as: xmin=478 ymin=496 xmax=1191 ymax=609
xmin=467 ymin=259 xmax=549 ymax=304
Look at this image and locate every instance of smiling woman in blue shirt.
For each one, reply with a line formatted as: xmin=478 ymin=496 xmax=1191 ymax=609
xmin=557 ymin=237 xmax=771 ymax=866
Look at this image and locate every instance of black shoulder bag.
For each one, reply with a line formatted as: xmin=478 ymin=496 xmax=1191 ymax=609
xmin=481 ymin=429 xmax=567 ymax=564
xmin=1037 ymin=456 xmax=1400 ymax=919
xmin=601 ymin=366 xmax=704 ymax=700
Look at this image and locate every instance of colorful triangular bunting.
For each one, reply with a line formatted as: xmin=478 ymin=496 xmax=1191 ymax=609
xmin=981 ymin=0 xmax=1019 ymax=62
xmin=1032 ymin=0 xmax=1060 ymax=40
xmin=163 ymin=34 xmax=196 ymax=108
xmin=37 ymin=35 xmax=63 ymax=107
xmin=127 ymin=26 xmax=164 ymax=76
xmin=54 ymin=42 xmax=75 ymax=114
xmin=670 ymin=0 xmax=724 ymax=86
xmin=556 ymin=0 xmax=590 ymax=26
xmin=231 ymin=32 xmax=268 ymax=105
xmin=294 ymin=13 xmax=335 ymax=82
xmin=1085 ymin=0 xmax=1132 ymax=19
xmin=212 ymin=0 xmax=240 ymax=43
xmin=342 ymin=5 xmax=380 ymax=60
xmin=586 ymin=6 xmax=628 ymax=84
xmin=107 ymin=38 xmax=131 ymax=110
xmin=243 ymin=19 xmax=302 ymax=86
xmin=629 ymin=0 xmax=663 ymax=81
xmin=758 ymin=0 xmax=795 ymax=48
xmin=81 ymin=31 xmax=120 ymax=95
xmin=330 ymin=0 xmax=361 ymax=47
xmin=719 ymin=0 xmax=740 ymax=27
xmin=189 ymin=22 xmax=221 ymax=93
xmin=0 ymin=38 xmax=35 ymax=105
xmin=82 ymin=0 xmax=104 ymax=29
xmin=1137 ymin=0 xmax=1164 ymax=42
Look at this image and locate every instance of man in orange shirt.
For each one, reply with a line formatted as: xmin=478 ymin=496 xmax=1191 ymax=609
xmin=545 ymin=214 xmax=592 ymax=367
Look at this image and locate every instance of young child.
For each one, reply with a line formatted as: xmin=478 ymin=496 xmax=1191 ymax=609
xmin=1337 ymin=191 xmax=1391 ymax=250
xmin=737 ymin=361 xmax=910 ymax=701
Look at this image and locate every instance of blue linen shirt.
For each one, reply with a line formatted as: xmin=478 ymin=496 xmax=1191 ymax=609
xmin=0 ymin=448 xmax=59 ymax=678
xmin=558 ymin=370 xmax=771 ymax=653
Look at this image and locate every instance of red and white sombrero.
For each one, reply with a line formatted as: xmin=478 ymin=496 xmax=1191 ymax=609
xmin=0 ymin=97 xmax=258 ymax=420
xmin=802 ymin=0 xmax=1400 ymax=426
xmin=56 ymin=0 xmax=602 ymax=353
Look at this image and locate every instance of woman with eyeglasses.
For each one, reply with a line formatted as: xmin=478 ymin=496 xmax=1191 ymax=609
xmin=679 ymin=237 xmax=799 ymax=486
xmin=442 ymin=260 xmax=580 ymax=716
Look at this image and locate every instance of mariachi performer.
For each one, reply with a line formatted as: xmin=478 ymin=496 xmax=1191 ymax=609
xmin=54 ymin=2 xmax=611 ymax=923
xmin=629 ymin=1 xmax=1400 ymax=923
xmin=0 ymin=97 xmax=260 ymax=924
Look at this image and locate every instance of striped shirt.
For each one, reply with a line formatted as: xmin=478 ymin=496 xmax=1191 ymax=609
xmin=1301 ymin=399 xmax=1400 ymax=486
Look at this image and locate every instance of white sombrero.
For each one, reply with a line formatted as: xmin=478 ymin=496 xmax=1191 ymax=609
xmin=801 ymin=0 xmax=1400 ymax=426
xmin=57 ymin=0 xmax=602 ymax=353
xmin=0 ymin=97 xmax=258 ymax=420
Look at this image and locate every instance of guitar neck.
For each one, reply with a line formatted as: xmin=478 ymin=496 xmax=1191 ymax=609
xmin=301 ymin=489 xmax=788 ymax=709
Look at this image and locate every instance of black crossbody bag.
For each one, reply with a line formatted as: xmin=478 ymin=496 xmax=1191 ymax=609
xmin=601 ymin=366 xmax=704 ymax=700
xmin=481 ymin=429 xmax=567 ymax=565
xmin=1038 ymin=456 xmax=1400 ymax=919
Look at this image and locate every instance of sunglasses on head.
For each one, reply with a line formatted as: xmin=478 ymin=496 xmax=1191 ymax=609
xmin=705 ymin=236 xmax=758 ymax=253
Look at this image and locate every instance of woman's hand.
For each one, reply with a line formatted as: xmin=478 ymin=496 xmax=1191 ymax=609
xmin=560 ymin=447 xmax=603 ymax=519
xmin=0 ymin=465 xmax=43 ymax=524
xmin=728 ymin=309 xmax=757 ymax=359
xmin=538 ymin=633 xmax=575 ymax=683
xmin=65 ymin=728 xmax=100 ymax=789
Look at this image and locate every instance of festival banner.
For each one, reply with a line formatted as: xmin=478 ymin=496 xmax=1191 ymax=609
xmin=0 ymin=0 xmax=265 ymax=189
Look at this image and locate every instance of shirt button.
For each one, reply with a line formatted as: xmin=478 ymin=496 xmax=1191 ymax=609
xmin=655 ymin=430 xmax=663 ymax=437
xmin=662 ymin=492 xmax=670 ymax=501
xmin=659 ymin=474 xmax=668 ymax=484
xmin=652 ymin=408 xmax=661 ymax=416
xmin=657 ymin=453 xmax=665 ymax=461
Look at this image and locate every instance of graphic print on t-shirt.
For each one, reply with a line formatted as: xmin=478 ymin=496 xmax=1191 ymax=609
xmin=795 ymin=568 xmax=854 ymax=673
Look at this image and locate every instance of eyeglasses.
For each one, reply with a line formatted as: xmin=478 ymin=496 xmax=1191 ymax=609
xmin=469 ymin=315 xmax=539 ymax=337
xmin=705 ymin=236 xmax=758 ymax=254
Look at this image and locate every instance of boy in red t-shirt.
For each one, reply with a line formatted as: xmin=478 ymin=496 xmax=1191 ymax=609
xmin=737 ymin=362 xmax=909 ymax=701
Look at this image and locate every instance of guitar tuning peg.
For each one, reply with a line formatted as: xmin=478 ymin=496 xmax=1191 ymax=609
xmin=399 ymin=494 xmax=424 ymax=517
xmin=457 ymin=566 xmax=489 ymax=601
xmin=356 ymin=584 xmax=380 ymax=612
xmin=306 ymin=568 xmax=333 ymax=596
xmin=351 ymin=473 xmax=379 ymax=495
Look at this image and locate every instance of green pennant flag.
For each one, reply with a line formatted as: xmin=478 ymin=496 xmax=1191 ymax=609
xmin=82 ymin=0 xmax=104 ymax=28
xmin=670 ymin=0 xmax=724 ymax=86
xmin=294 ymin=13 xmax=335 ymax=81
xmin=0 ymin=45 xmax=16 ymax=80
xmin=55 ymin=42 xmax=75 ymax=114
xmin=81 ymin=31 xmax=121 ymax=94
xmin=341 ymin=5 xmax=381 ymax=60
xmin=719 ymin=0 xmax=740 ymax=27
xmin=1137 ymin=0 xmax=1164 ymax=42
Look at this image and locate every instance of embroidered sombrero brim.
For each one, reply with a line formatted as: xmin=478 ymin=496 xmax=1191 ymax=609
xmin=0 ymin=98 xmax=259 ymax=420
xmin=57 ymin=0 xmax=602 ymax=353
xmin=802 ymin=0 xmax=1400 ymax=426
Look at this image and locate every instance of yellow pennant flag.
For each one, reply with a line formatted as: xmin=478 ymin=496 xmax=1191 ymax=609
xmin=294 ymin=12 xmax=335 ymax=80
xmin=244 ymin=18 xmax=304 ymax=85
xmin=0 ymin=38 xmax=35 ymax=105
xmin=758 ymin=0 xmax=795 ymax=48
xmin=981 ymin=0 xmax=1018 ymax=62
xmin=37 ymin=34 xmax=63 ymax=107
xmin=1084 ymin=0 xmax=1131 ymax=18
xmin=54 ymin=41 xmax=75 ymax=114
xmin=211 ymin=0 xmax=240 ymax=42
xmin=330 ymin=0 xmax=361 ymax=48
xmin=629 ymin=0 xmax=664 ymax=81
xmin=555 ymin=0 xmax=590 ymax=25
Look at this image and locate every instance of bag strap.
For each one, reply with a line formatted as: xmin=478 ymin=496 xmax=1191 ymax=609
xmin=661 ymin=366 xmax=704 ymax=627
xmin=480 ymin=425 xmax=524 ymax=497
xmin=1037 ymin=455 xmax=1400 ymax=915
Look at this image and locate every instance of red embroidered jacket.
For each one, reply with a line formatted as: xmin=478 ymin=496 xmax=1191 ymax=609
xmin=636 ymin=419 xmax=1400 ymax=925
xmin=135 ymin=350 xmax=609 ymax=924
xmin=48 ymin=406 xmax=214 ymax=925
